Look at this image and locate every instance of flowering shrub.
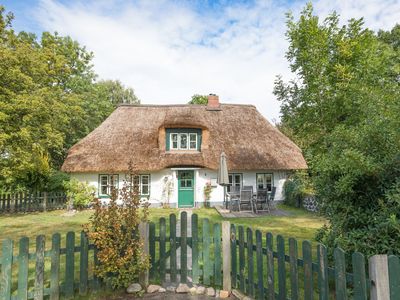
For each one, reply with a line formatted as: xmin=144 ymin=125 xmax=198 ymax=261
xmin=203 ymin=182 xmax=212 ymax=207
xmin=84 ymin=167 xmax=150 ymax=289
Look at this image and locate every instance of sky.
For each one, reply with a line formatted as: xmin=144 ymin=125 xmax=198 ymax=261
xmin=3 ymin=0 xmax=400 ymax=122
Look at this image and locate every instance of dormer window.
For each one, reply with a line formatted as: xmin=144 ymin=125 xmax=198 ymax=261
xmin=166 ymin=128 xmax=201 ymax=151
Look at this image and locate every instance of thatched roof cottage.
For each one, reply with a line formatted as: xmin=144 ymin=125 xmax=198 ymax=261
xmin=62 ymin=95 xmax=307 ymax=207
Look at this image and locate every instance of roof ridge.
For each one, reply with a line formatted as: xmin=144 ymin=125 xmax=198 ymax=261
xmin=117 ymin=103 xmax=256 ymax=108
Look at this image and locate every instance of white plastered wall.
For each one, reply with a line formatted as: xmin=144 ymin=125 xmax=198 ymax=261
xmin=70 ymin=169 xmax=288 ymax=207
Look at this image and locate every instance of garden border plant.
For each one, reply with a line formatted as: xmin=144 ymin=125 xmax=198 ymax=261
xmin=84 ymin=164 xmax=150 ymax=289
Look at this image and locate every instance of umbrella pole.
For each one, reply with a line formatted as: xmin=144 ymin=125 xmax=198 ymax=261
xmin=224 ymin=186 xmax=227 ymax=209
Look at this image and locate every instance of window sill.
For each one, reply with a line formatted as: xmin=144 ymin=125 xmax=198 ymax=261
xmin=166 ymin=150 xmax=201 ymax=154
xmin=97 ymin=195 xmax=150 ymax=199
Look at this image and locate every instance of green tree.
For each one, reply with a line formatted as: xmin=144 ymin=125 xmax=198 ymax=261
xmin=188 ymin=94 xmax=208 ymax=105
xmin=96 ymin=80 xmax=140 ymax=106
xmin=0 ymin=6 xmax=139 ymax=190
xmin=275 ymin=4 xmax=400 ymax=256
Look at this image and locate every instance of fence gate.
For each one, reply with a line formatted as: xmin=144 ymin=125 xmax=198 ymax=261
xmin=148 ymin=211 xmax=223 ymax=287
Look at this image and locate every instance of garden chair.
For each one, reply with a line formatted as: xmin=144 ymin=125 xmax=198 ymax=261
xmin=238 ymin=186 xmax=254 ymax=212
xmin=227 ymin=185 xmax=240 ymax=211
xmin=268 ymin=186 xmax=277 ymax=210
xmin=253 ymin=188 xmax=269 ymax=213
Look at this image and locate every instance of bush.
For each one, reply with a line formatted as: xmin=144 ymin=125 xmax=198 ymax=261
xmin=314 ymin=122 xmax=400 ymax=258
xmin=283 ymin=171 xmax=314 ymax=207
xmin=203 ymin=182 xmax=212 ymax=207
xmin=63 ymin=178 xmax=96 ymax=210
xmin=46 ymin=170 xmax=70 ymax=192
xmin=84 ymin=168 xmax=150 ymax=289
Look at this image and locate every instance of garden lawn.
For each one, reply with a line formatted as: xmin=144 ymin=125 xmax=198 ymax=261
xmin=0 ymin=205 xmax=325 ymax=243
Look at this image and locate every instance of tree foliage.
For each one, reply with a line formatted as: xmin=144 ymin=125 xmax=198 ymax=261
xmin=0 ymin=6 xmax=139 ymax=190
xmin=84 ymin=167 xmax=150 ymax=289
xmin=283 ymin=171 xmax=314 ymax=208
xmin=275 ymin=4 xmax=400 ymax=256
xmin=188 ymin=94 xmax=208 ymax=105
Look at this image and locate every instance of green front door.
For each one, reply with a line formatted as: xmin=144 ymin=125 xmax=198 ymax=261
xmin=178 ymin=170 xmax=195 ymax=208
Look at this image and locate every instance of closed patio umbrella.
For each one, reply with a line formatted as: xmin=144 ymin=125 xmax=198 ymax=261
xmin=217 ymin=152 xmax=230 ymax=208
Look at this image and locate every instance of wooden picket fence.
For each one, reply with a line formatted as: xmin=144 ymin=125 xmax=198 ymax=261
xmin=147 ymin=212 xmax=400 ymax=299
xmin=1 ymin=211 xmax=399 ymax=299
xmin=0 ymin=231 xmax=101 ymax=300
xmin=0 ymin=192 xmax=67 ymax=214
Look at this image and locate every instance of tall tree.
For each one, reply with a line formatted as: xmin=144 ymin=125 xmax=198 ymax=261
xmin=95 ymin=80 xmax=139 ymax=106
xmin=275 ymin=4 xmax=400 ymax=256
xmin=0 ymin=6 xmax=139 ymax=190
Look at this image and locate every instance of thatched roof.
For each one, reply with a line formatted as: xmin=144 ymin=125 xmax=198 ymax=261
xmin=61 ymin=104 xmax=307 ymax=173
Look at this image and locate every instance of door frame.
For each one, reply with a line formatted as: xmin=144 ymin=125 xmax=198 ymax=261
xmin=177 ymin=170 xmax=195 ymax=208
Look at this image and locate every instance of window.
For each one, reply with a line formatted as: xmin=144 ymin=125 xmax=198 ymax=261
xmin=99 ymin=174 xmax=119 ymax=196
xmin=180 ymin=133 xmax=188 ymax=149
xmin=256 ymin=173 xmax=273 ymax=191
xmin=170 ymin=132 xmax=197 ymax=150
xmin=131 ymin=174 xmax=151 ymax=196
xmin=171 ymin=133 xmax=178 ymax=149
xmin=180 ymin=171 xmax=193 ymax=188
xmin=189 ymin=133 xmax=197 ymax=149
xmin=227 ymin=173 xmax=242 ymax=193
xmin=141 ymin=175 xmax=150 ymax=195
xmin=166 ymin=128 xmax=201 ymax=151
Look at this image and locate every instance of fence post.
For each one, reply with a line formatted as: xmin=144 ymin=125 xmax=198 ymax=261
xmin=139 ymin=222 xmax=149 ymax=288
xmin=222 ymin=221 xmax=232 ymax=292
xmin=369 ymin=255 xmax=390 ymax=300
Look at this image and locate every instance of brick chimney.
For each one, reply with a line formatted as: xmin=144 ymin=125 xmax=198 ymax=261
xmin=207 ymin=94 xmax=220 ymax=109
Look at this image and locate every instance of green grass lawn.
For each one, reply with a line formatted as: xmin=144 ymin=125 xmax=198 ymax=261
xmin=0 ymin=205 xmax=325 ymax=245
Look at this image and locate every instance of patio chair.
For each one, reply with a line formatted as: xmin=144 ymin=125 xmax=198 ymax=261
xmin=268 ymin=186 xmax=277 ymax=209
xmin=253 ymin=189 xmax=270 ymax=213
xmin=227 ymin=186 xmax=240 ymax=211
xmin=238 ymin=186 xmax=254 ymax=212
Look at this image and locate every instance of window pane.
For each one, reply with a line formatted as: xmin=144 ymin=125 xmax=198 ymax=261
xmin=111 ymin=175 xmax=118 ymax=187
xmin=141 ymin=175 xmax=149 ymax=185
xmin=101 ymin=185 xmax=108 ymax=195
xmin=142 ymin=185 xmax=149 ymax=195
xmin=132 ymin=175 xmax=140 ymax=186
xmin=186 ymin=179 xmax=192 ymax=188
xmin=266 ymin=174 xmax=272 ymax=191
xmin=234 ymin=175 xmax=241 ymax=185
xmin=189 ymin=133 xmax=197 ymax=149
xmin=100 ymin=175 xmax=108 ymax=195
xmin=171 ymin=133 xmax=178 ymax=149
xmin=180 ymin=133 xmax=188 ymax=149
xmin=257 ymin=174 xmax=265 ymax=189
xmin=181 ymin=180 xmax=187 ymax=188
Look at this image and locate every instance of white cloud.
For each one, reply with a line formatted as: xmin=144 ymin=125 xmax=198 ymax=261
xmin=35 ymin=0 xmax=399 ymax=122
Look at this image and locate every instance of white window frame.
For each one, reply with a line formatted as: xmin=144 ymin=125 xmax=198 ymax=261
xmin=227 ymin=173 xmax=242 ymax=193
xmin=180 ymin=133 xmax=188 ymax=150
xmin=171 ymin=133 xmax=179 ymax=150
xmin=189 ymin=133 xmax=197 ymax=150
xmin=140 ymin=174 xmax=150 ymax=196
xmin=131 ymin=174 xmax=151 ymax=196
xmin=256 ymin=173 xmax=273 ymax=192
xmin=99 ymin=174 xmax=119 ymax=196
xmin=170 ymin=132 xmax=198 ymax=150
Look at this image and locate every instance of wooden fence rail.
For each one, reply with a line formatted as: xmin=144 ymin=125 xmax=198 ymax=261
xmin=0 ymin=212 xmax=399 ymax=299
xmin=147 ymin=213 xmax=400 ymax=300
xmin=0 ymin=231 xmax=100 ymax=300
xmin=0 ymin=192 xmax=67 ymax=214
